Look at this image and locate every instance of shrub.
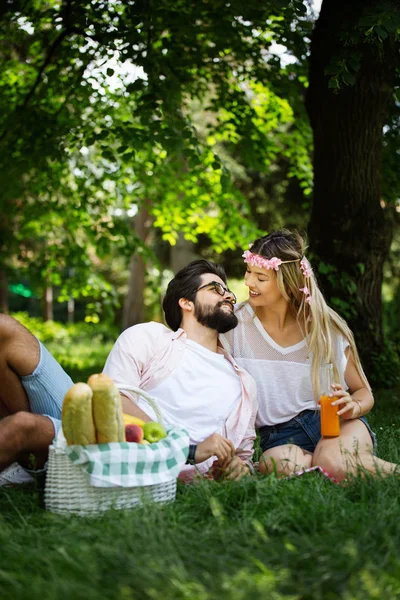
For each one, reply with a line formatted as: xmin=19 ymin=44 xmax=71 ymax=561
xmin=11 ymin=312 xmax=118 ymax=381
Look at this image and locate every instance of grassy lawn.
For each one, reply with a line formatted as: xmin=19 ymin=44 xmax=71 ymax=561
xmin=1 ymin=319 xmax=400 ymax=599
xmin=1 ymin=391 xmax=399 ymax=600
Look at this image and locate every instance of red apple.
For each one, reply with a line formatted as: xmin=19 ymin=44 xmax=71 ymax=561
xmin=125 ymin=424 xmax=144 ymax=443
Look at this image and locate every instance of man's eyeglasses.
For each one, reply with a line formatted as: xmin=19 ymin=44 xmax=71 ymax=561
xmin=196 ymin=281 xmax=237 ymax=304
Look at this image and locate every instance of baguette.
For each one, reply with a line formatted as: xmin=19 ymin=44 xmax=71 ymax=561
xmin=62 ymin=383 xmax=97 ymax=446
xmin=88 ymin=373 xmax=125 ymax=443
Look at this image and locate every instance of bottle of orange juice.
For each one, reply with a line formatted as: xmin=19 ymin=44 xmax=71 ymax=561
xmin=320 ymin=364 xmax=340 ymax=437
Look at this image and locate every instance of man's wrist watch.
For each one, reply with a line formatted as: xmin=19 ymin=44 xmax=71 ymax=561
xmin=186 ymin=444 xmax=197 ymax=465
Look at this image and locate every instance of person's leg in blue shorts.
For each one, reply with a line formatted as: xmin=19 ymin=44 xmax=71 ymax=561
xmin=0 ymin=315 xmax=73 ymax=477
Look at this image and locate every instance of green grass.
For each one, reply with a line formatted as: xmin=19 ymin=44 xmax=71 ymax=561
xmin=1 ymin=465 xmax=400 ymax=599
xmin=1 ymin=392 xmax=400 ymax=600
xmin=2 ymin=316 xmax=400 ymax=599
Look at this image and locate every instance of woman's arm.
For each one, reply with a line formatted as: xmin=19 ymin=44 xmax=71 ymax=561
xmin=332 ymin=349 xmax=374 ymax=419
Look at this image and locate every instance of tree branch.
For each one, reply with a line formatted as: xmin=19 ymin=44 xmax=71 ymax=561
xmin=21 ymin=29 xmax=69 ymax=109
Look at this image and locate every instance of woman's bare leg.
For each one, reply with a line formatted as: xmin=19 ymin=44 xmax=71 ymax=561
xmin=312 ymin=419 xmax=398 ymax=480
xmin=259 ymin=444 xmax=313 ymax=476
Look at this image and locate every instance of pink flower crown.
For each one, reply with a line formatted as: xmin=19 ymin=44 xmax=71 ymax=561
xmin=243 ymin=249 xmax=313 ymax=304
xmin=242 ymin=250 xmax=285 ymax=271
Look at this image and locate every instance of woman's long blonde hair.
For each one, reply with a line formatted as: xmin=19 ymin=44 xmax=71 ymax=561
xmin=249 ymin=229 xmax=371 ymax=398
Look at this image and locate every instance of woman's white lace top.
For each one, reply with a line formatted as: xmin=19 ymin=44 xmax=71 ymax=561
xmin=219 ymin=302 xmax=349 ymax=428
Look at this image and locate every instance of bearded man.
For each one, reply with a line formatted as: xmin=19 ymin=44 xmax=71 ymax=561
xmin=103 ymin=260 xmax=257 ymax=481
xmin=0 ymin=260 xmax=257 ymax=485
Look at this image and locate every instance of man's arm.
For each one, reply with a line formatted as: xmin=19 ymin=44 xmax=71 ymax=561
xmin=207 ymin=369 xmax=258 ymax=480
xmin=120 ymin=394 xmax=152 ymax=422
xmin=233 ymin=387 xmax=258 ymax=467
xmin=103 ymin=323 xmax=165 ymax=420
xmin=208 ymin=397 xmax=258 ymax=481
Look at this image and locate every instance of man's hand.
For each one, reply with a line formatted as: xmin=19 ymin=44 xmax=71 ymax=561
xmin=211 ymin=455 xmax=250 ymax=481
xmin=195 ymin=433 xmax=235 ymax=466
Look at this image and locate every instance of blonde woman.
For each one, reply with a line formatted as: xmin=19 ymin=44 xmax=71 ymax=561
xmin=220 ymin=229 xmax=398 ymax=480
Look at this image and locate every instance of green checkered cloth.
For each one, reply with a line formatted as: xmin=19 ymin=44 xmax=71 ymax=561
xmin=64 ymin=426 xmax=189 ymax=488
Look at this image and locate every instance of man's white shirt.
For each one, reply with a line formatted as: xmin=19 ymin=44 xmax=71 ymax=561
xmin=136 ymin=339 xmax=242 ymax=444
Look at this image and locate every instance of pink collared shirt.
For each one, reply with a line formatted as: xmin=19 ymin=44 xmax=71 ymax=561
xmin=103 ymin=322 xmax=258 ymax=478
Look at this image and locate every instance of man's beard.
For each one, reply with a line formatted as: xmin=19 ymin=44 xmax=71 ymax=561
xmin=194 ymin=299 xmax=238 ymax=333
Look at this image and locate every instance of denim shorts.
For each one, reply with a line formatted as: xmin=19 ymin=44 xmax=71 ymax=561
xmin=20 ymin=341 xmax=73 ymax=439
xmin=259 ymin=410 xmax=376 ymax=454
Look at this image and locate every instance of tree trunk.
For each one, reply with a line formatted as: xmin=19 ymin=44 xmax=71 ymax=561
xmin=67 ymin=297 xmax=75 ymax=324
xmin=43 ymin=285 xmax=53 ymax=321
xmin=170 ymin=233 xmax=199 ymax=274
xmin=122 ymin=207 xmax=153 ymax=330
xmin=305 ymin=0 xmax=399 ymax=372
xmin=0 ymin=269 xmax=8 ymax=314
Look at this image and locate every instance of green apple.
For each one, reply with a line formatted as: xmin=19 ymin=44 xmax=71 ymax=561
xmin=143 ymin=421 xmax=167 ymax=443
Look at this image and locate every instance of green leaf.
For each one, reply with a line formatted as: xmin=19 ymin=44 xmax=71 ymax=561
xmin=375 ymin=26 xmax=388 ymax=40
xmin=342 ymin=71 xmax=356 ymax=86
xmin=328 ymin=77 xmax=340 ymax=89
xmin=356 ymin=263 xmax=365 ymax=275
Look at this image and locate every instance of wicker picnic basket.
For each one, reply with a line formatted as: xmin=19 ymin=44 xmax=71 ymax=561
xmin=44 ymin=385 xmax=186 ymax=517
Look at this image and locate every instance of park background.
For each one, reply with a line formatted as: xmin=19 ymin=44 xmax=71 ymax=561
xmin=1 ymin=1 xmax=400 ymax=599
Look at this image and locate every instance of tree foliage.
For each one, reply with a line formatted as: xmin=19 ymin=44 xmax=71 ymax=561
xmin=0 ymin=0 xmax=399 ymax=377
xmin=0 ymin=0 xmax=313 ymax=298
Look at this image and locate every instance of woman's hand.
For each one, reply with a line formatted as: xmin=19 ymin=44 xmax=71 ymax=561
xmin=330 ymin=383 xmax=361 ymax=420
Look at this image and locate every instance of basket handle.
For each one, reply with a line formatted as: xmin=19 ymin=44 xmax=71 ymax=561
xmin=116 ymin=384 xmax=164 ymax=427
